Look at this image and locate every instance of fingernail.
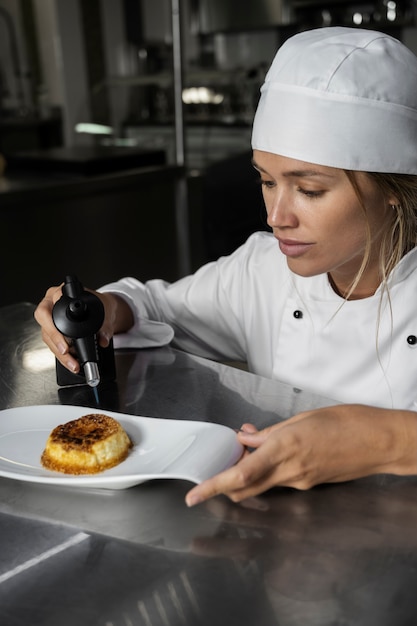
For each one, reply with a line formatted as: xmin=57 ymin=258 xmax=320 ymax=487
xmin=99 ymin=331 xmax=111 ymax=346
xmin=186 ymin=494 xmax=201 ymax=508
xmin=239 ymin=425 xmax=257 ymax=434
xmin=68 ymin=359 xmax=78 ymax=373
xmin=57 ymin=341 xmax=68 ymax=355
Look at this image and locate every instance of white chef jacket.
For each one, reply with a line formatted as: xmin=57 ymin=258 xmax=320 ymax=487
xmin=99 ymin=232 xmax=417 ymax=411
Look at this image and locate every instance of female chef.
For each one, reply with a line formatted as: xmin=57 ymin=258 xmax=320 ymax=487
xmin=35 ymin=27 xmax=417 ymax=506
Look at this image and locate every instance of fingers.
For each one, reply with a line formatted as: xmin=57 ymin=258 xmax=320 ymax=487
xmin=237 ymin=421 xmax=285 ymax=448
xmin=97 ymin=327 xmax=112 ymax=349
xmin=185 ymin=422 xmax=289 ymax=507
xmin=239 ymin=423 xmax=258 ymax=433
xmin=96 ymin=292 xmax=118 ymax=348
xmin=185 ymin=446 xmax=278 ymax=507
xmin=34 ymin=285 xmax=64 ymax=352
xmin=34 ymin=286 xmax=124 ymax=375
xmin=186 ymin=418 xmax=316 ymax=507
xmin=34 ymin=285 xmax=125 ymax=369
xmin=34 ymin=285 xmax=80 ymax=373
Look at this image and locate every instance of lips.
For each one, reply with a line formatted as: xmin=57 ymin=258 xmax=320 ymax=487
xmin=277 ymin=238 xmax=314 ymax=257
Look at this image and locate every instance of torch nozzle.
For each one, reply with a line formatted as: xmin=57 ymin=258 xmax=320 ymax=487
xmin=83 ymin=361 xmax=100 ymax=388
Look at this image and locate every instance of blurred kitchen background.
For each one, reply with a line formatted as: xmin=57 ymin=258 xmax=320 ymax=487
xmin=0 ymin=0 xmax=416 ymax=306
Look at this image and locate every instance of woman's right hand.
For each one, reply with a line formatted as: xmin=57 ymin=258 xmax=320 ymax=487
xmin=34 ymin=286 xmax=133 ymax=374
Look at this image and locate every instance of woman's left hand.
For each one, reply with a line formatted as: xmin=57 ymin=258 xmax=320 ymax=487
xmin=185 ymin=404 xmax=417 ymax=506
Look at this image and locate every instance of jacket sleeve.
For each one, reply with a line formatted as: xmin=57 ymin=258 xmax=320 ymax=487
xmin=98 ymin=234 xmax=267 ymax=361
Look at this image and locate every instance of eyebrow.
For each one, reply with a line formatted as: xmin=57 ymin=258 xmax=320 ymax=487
xmin=251 ymin=158 xmax=336 ymax=179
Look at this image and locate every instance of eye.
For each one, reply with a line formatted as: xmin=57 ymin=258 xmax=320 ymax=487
xmin=298 ymin=187 xmax=324 ymax=198
xmin=260 ymin=178 xmax=276 ymax=189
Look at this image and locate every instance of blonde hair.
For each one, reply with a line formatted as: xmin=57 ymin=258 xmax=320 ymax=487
xmin=344 ymin=171 xmax=417 ymax=298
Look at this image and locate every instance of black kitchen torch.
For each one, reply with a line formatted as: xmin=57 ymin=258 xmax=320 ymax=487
xmin=52 ymin=275 xmax=115 ymax=387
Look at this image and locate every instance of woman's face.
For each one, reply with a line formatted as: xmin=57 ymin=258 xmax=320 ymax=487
xmin=252 ymin=150 xmax=396 ymax=298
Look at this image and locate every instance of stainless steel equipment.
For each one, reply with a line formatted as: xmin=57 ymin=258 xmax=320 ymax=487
xmin=197 ymin=0 xmax=292 ymax=32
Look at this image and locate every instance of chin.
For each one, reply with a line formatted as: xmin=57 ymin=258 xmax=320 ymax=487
xmin=286 ymin=258 xmax=325 ymax=279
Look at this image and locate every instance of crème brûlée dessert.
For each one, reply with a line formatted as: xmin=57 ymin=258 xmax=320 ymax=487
xmin=41 ymin=413 xmax=132 ymax=474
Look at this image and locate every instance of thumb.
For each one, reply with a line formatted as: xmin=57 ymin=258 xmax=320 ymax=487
xmin=237 ymin=421 xmax=285 ymax=447
xmin=237 ymin=428 xmax=269 ymax=448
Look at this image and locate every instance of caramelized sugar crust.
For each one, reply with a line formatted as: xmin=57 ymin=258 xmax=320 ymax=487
xmin=41 ymin=413 xmax=132 ymax=475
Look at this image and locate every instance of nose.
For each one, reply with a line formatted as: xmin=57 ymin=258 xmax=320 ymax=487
xmin=266 ymin=189 xmax=298 ymax=230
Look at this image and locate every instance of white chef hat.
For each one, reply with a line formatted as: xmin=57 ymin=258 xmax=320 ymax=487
xmin=251 ymin=27 xmax=417 ymax=174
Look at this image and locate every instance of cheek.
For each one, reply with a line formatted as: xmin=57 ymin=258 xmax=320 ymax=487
xmin=367 ymin=204 xmax=392 ymax=236
xmin=323 ymin=204 xmax=368 ymax=239
xmin=324 ymin=220 xmax=368 ymax=257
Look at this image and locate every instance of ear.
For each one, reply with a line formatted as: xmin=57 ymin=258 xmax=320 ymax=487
xmin=387 ymin=193 xmax=400 ymax=207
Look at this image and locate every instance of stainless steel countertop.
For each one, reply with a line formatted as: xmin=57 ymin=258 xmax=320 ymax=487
xmin=1 ymin=303 xmax=417 ymax=626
